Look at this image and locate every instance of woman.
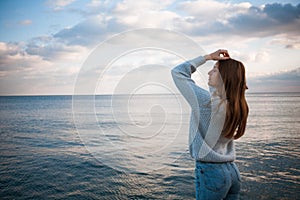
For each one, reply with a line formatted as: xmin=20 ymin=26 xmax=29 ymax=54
xmin=171 ymin=49 xmax=248 ymax=200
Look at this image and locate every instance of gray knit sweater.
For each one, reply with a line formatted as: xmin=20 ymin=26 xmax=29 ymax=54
xmin=171 ymin=56 xmax=235 ymax=162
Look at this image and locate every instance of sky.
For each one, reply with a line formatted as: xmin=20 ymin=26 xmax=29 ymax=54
xmin=0 ymin=0 xmax=299 ymax=95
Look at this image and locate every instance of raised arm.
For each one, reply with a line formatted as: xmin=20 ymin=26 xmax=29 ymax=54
xmin=171 ymin=49 xmax=230 ymax=108
xmin=171 ymin=55 xmax=209 ymax=108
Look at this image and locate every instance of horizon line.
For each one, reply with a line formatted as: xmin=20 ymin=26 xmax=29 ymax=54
xmin=1 ymin=91 xmax=300 ymax=97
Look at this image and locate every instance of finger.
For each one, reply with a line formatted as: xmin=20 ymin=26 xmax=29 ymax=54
xmin=223 ymin=52 xmax=230 ymax=57
xmin=220 ymin=50 xmax=230 ymax=58
xmin=220 ymin=54 xmax=230 ymax=60
xmin=218 ymin=50 xmax=227 ymax=55
xmin=218 ymin=52 xmax=229 ymax=58
xmin=218 ymin=49 xmax=228 ymax=54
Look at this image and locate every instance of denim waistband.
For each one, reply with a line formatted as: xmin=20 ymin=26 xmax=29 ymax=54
xmin=196 ymin=160 xmax=234 ymax=164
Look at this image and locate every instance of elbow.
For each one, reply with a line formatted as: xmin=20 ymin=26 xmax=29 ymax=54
xmin=171 ymin=68 xmax=178 ymax=80
xmin=171 ymin=68 xmax=175 ymax=74
xmin=171 ymin=68 xmax=178 ymax=76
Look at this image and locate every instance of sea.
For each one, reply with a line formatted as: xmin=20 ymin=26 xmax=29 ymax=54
xmin=0 ymin=93 xmax=299 ymax=200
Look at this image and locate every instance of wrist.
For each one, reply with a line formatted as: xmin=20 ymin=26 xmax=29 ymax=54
xmin=189 ymin=55 xmax=206 ymax=68
xmin=204 ymin=54 xmax=212 ymax=61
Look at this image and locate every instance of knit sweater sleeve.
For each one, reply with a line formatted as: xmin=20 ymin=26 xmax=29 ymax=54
xmin=171 ymin=56 xmax=210 ymax=107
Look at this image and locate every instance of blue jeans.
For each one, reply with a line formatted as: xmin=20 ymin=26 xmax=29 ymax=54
xmin=194 ymin=161 xmax=241 ymax=200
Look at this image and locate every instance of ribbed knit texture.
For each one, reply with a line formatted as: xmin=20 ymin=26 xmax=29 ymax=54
xmin=171 ymin=56 xmax=235 ymax=162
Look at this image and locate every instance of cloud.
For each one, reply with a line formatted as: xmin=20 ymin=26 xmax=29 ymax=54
xmin=227 ymin=4 xmax=300 ymax=37
xmin=53 ymin=15 xmax=126 ymax=46
xmin=0 ymin=42 xmax=53 ymax=76
xmin=1 ymin=0 xmax=300 ymax=95
xmin=263 ymin=3 xmax=300 ymax=23
xmin=48 ymin=1 xmax=300 ymax=48
xmin=177 ymin=1 xmax=251 ymax=20
xmin=114 ymin=0 xmax=175 ymax=13
xmin=175 ymin=1 xmax=300 ymax=48
xmin=112 ymin=0 xmax=180 ymax=28
xmin=53 ymin=0 xmax=179 ymax=46
xmin=18 ymin=19 xmax=32 ymax=26
xmin=247 ymin=67 xmax=300 ymax=92
xmin=270 ymin=35 xmax=300 ymax=49
xmin=26 ymin=36 xmax=89 ymax=62
xmin=47 ymin=0 xmax=75 ymax=10
xmin=254 ymin=50 xmax=270 ymax=63
xmin=65 ymin=0 xmax=115 ymax=17
xmin=0 ymin=41 xmax=81 ymax=95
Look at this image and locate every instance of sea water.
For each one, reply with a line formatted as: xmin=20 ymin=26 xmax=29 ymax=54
xmin=0 ymin=93 xmax=299 ymax=199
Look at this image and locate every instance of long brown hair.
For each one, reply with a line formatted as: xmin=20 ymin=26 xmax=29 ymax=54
xmin=218 ymin=59 xmax=249 ymax=139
